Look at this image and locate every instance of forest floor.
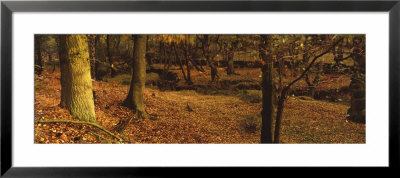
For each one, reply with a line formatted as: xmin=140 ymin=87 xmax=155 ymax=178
xmin=34 ymin=69 xmax=365 ymax=144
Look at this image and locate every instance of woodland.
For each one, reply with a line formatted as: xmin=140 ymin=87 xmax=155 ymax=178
xmin=34 ymin=34 xmax=365 ymax=144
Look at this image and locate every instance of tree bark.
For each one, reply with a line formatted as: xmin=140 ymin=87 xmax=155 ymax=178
xmin=58 ymin=35 xmax=96 ymax=123
xmin=259 ymin=35 xmax=274 ymax=143
xmin=124 ymin=35 xmax=149 ymax=119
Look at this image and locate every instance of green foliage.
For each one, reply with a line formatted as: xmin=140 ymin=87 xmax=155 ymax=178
xmin=239 ymin=114 xmax=262 ymax=133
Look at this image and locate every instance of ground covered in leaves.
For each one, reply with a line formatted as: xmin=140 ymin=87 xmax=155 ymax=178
xmin=34 ymin=69 xmax=365 ymax=144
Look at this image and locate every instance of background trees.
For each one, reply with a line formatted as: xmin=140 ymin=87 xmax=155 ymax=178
xmin=34 ymin=35 xmax=43 ymax=75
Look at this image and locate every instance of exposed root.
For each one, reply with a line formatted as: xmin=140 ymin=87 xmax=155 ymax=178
xmin=35 ymin=119 xmax=123 ymax=142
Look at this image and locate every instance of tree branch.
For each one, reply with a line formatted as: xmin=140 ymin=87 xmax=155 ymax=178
xmin=273 ymin=37 xmax=344 ymax=143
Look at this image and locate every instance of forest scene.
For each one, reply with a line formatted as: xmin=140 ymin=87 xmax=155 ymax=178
xmin=34 ymin=34 xmax=365 ymax=144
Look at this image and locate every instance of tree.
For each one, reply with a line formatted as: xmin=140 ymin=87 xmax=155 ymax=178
xmin=106 ymin=35 xmax=117 ymax=77
xmin=159 ymin=35 xmax=200 ymax=85
xmin=217 ymin=35 xmax=239 ymax=75
xmin=124 ymin=35 xmax=149 ymax=119
xmin=347 ymin=36 xmax=365 ymax=123
xmin=258 ymin=35 xmax=344 ymax=143
xmin=259 ymin=35 xmax=274 ymax=143
xmin=34 ymin=35 xmax=43 ymax=75
xmin=272 ymin=36 xmax=343 ymax=143
xmin=302 ymin=35 xmax=327 ymax=99
xmin=94 ymin=35 xmax=111 ymax=80
xmin=58 ymin=35 xmax=96 ymax=123
xmin=198 ymin=35 xmax=220 ymax=82
xmin=87 ymin=35 xmax=97 ymax=79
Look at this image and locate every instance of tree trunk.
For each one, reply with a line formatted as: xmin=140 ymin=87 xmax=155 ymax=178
xmin=347 ymin=37 xmax=365 ymax=123
xmin=95 ymin=35 xmax=110 ymax=80
xmin=124 ymin=35 xmax=148 ymax=119
xmin=173 ymin=44 xmax=187 ymax=82
xmin=107 ymin=35 xmax=116 ymax=77
xmin=305 ymin=61 xmax=322 ymax=99
xmin=226 ymin=52 xmax=234 ymax=75
xmin=88 ymin=35 xmax=96 ymax=79
xmin=200 ymin=35 xmax=219 ymax=82
xmin=273 ymin=37 xmax=343 ymax=143
xmin=34 ymin=35 xmax=43 ymax=75
xmin=259 ymin=35 xmax=274 ymax=143
xmin=211 ymin=64 xmax=218 ymax=82
xmin=311 ymin=61 xmax=322 ymax=99
xmin=58 ymin=35 xmax=96 ymax=123
xmin=49 ymin=54 xmax=55 ymax=73
xmin=184 ymin=37 xmax=193 ymax=84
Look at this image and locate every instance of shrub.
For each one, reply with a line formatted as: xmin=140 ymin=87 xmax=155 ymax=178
xmin=239 ymin=114 xmax=261 ymax=133
xmin=238 ymin=90 xmax=262 ymax=103
xmin=103 ymin=74 xmax=131 ymax=85
xmin=146 ymin=72 xmax=160 ymax=85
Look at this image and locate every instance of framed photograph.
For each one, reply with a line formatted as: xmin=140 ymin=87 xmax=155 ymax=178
xmin=1 ymin=0 xmax=399 ymax=177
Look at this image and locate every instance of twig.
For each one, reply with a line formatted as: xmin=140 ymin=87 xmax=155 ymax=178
xmin=35 ymin=119 xmax=123 ymax=142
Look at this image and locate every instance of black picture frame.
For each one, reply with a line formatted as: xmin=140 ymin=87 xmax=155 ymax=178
xmin=1 ymin=0 xmax=399 ymax=177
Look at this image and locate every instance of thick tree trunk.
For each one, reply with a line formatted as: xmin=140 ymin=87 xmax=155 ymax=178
xmin=34 ymin=35 xmax=43 ymax=75
xmin=259 ymin=35 xmax=274 ymax=143
xmin=124 ymin=35 xmax=148 ymax=119
xmin=58 ymin=35 xmax=96 ymax=123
